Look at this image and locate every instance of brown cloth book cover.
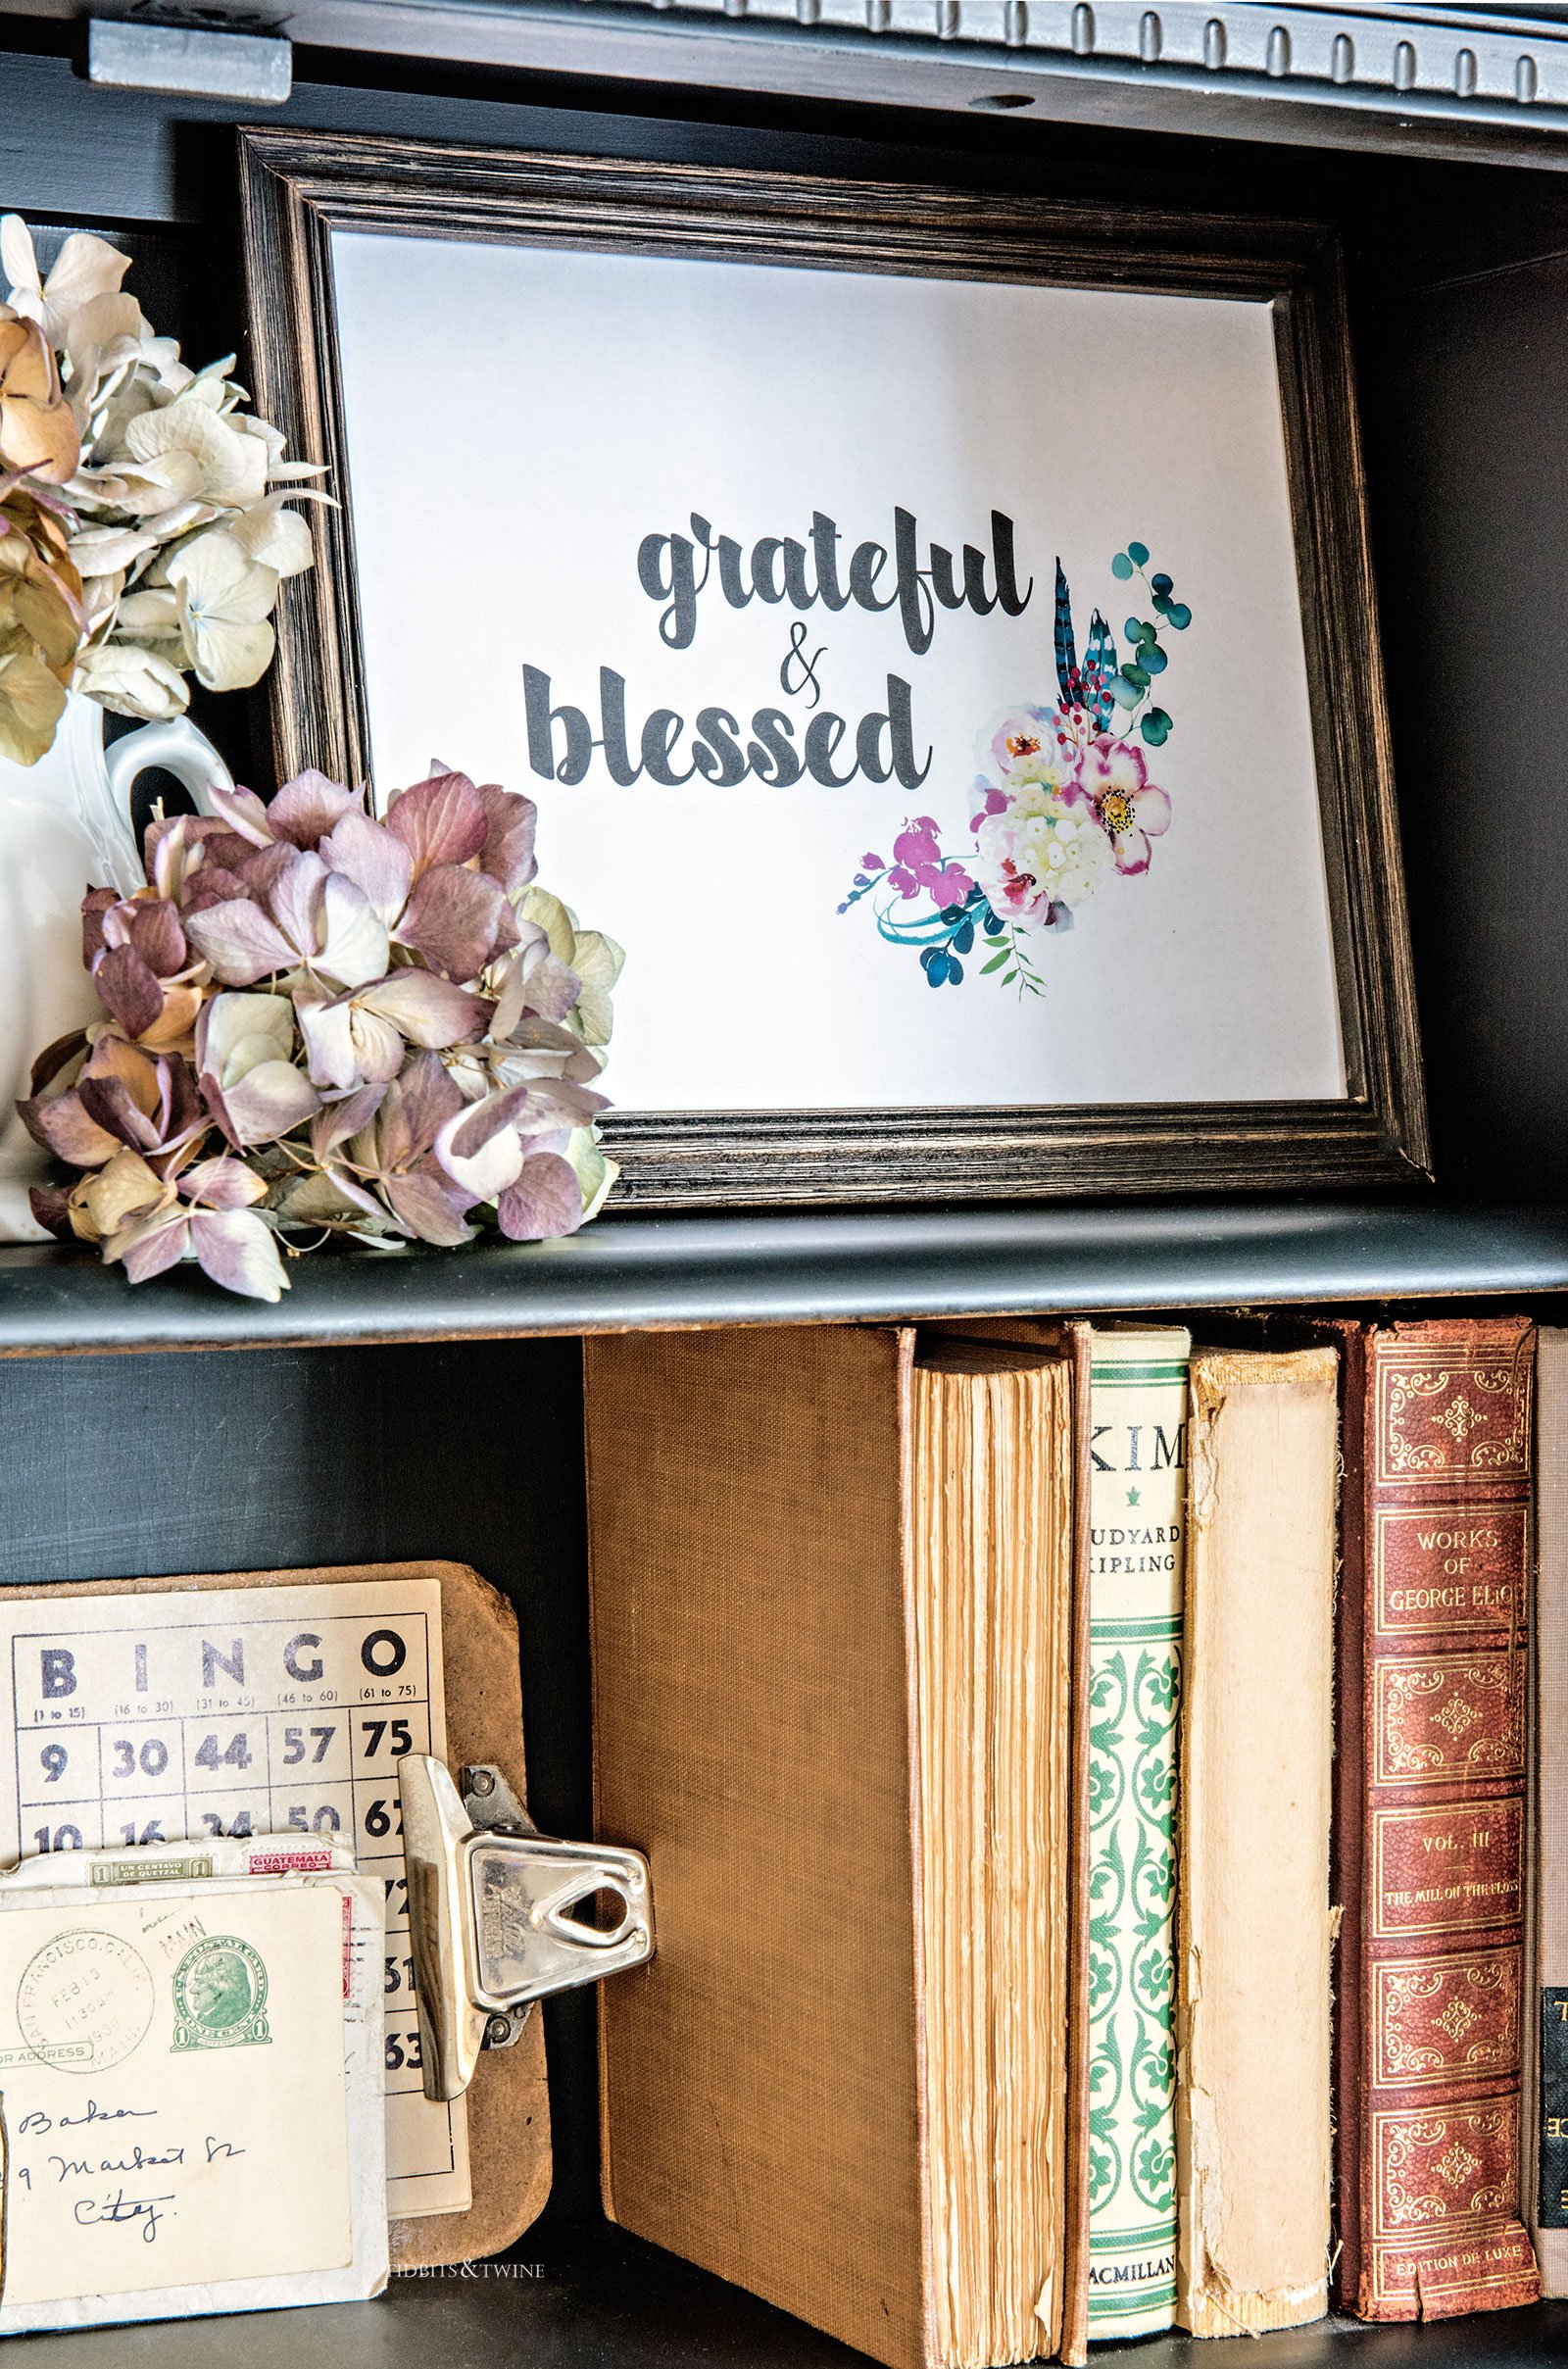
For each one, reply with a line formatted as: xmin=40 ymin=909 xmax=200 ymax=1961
xmin=584 ymin=1325 xmax=1094 ymax=2369
xmin=0 ymin=1560 xmax=549 ymax=2273
xmin=1334 ymin=1319 xmax=1540 ymax=2321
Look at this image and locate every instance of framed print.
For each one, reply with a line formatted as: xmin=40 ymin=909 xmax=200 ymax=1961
xmin=236 ymin=128 xmax=1428 ymax=1207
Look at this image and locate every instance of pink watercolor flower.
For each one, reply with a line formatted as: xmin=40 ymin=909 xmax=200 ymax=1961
xmin=969 ymin=778 xmax=1010 ymax=833
xmin=892 ymin=816 xmax=942 ymax=870
xmin=986 ymin=706 xmax=1057 ymax=778
xmin=973 ymin=789 xmax=1110 ymax=926
xmin=980 ymin=852 xmax=1057 ymax=929
xmin=887 ymin=817 xmax=975 ymax=908
xmin=1077 ymin=740 xmax=1172 ymax=873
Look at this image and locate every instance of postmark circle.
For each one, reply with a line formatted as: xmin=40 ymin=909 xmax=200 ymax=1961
xmin=171 ymin=1934 xmax=270 ymax=2050
xmin=18 ymin=1928 xmax=155 ymax=2075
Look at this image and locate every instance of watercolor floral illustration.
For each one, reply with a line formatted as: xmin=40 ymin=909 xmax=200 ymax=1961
xmin=839 ymin=545 xmax=1190 ymax=993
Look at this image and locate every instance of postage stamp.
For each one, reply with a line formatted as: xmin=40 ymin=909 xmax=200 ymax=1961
xmin=18 ymin=1928 xmax=154 ymax=2074
xmin=171 ymin=1934 xmax=271 ymax=2051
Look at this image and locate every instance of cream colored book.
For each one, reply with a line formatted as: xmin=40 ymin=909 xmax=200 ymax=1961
xmin=1176 ymin=1347 xmax=1338 ymax=2337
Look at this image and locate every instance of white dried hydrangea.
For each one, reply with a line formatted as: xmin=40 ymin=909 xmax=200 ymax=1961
xmin=2 ymin=214 xmax=327 ymax=724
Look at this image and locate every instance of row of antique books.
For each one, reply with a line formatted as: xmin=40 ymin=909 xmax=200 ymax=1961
xmin=581 ymin=1315 xmax=1554 ymax=2368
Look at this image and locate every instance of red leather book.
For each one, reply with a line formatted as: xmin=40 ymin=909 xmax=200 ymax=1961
xmin=1334 ymin=1317 xmax=1540 ymax=2321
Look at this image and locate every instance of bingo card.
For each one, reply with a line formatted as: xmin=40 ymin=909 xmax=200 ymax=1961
xmin=0 ymin=1572 xmax=470 ymax=2219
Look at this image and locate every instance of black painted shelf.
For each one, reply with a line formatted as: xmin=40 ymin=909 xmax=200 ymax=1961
xmin=0 ymin=1200 xmax=1566 ymax=1357
xmin=15 ymin=2223 xmax=1567 ymax=2368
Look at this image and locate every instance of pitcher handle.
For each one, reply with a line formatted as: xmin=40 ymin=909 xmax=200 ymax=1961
xmin=104 ymin=715 xmax=235 ymax=837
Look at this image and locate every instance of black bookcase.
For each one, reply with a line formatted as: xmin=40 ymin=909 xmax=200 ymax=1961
xmin=4 ymin=9 xmax=1568 ymax=2360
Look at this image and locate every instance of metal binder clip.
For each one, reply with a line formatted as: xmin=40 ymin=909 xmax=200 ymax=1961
xmin=398 ymin=1754 xmax=654 ymax=2103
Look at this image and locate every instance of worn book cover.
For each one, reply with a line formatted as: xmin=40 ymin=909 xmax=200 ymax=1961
xmin=1335 ymin=1319 xmax=1540 ymax=2321
xmin=1177 ymin=1348 xmax=1337 ymax=2337
xmin=585 ymin=1325 xmax=1092 ymax=2369
xmin=1084 ymin=1328 xmax=1189 ymax=2340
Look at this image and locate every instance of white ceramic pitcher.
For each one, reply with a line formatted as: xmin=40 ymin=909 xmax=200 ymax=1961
xmin=0 ymin=692 xmax=233 ymax=1243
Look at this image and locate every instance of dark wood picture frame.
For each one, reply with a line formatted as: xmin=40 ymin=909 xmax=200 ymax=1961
xmin=236 ymin=124 xmax=1429 ymax=1209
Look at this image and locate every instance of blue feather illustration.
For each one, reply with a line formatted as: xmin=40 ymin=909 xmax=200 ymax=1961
xmin=1083 ymin=609 xmax=1118 ymax=733
xmin=1054 ymin=559 xmax=1080 ymax=707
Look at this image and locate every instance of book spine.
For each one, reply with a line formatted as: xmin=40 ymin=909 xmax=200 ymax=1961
xmin=1060 ymin=1322 xmax=1094 ymax=2369
xmin=1530 ymin=1328 xmax=1568 ymax=2291
xmin=1339 ymin=1318 xmax=1540 ymax=2321
xmin=1086 ymin=1331 xmax=1190 ymax=2342
xmin=1177 ymin=1349 xmax=1338 ymax=2338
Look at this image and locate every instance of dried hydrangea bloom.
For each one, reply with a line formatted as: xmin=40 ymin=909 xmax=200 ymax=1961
xmin=0 ymin=213 xmax=325 ymax=742
xmin=0 ymin=217 xmax=131 ymax=357
xmin=21 ymin=763 xmax=622 ymax=1300
xmin=0 ymin=312 xmax=79 ymax=485
xmin=0 ymin=469 xmax=86 ymax=764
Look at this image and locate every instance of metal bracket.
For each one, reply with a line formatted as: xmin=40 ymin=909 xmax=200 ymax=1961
xmin=398 ymin=1755 xmax=654 ymax=2103
xmin=86 ymin=18 xmax=292 ymax=103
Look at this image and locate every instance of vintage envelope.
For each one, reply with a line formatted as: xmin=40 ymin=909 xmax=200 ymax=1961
xmin=0 ymin=1868 xmax=387 ymax=2332
xmin=0 ymin=1837 xmax=359 ymax=1892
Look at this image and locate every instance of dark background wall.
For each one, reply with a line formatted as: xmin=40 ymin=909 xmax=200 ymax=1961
xmin=1357 ymin=252 xmax=1568 ymax=1198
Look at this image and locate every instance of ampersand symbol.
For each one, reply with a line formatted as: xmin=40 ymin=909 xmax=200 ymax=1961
xmin=780 ymin=620 xmax=825 ymax=709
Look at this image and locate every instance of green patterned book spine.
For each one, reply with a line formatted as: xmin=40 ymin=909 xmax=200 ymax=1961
xmin=1086 ymin=1328 xmax=1190 ymax=2340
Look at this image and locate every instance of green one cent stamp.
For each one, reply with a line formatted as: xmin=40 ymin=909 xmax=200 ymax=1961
xmin=171 ymin=1935 xmax=270 ymax=2050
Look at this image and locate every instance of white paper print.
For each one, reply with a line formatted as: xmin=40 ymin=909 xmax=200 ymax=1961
xmin=331 ymin=234 xmax=1346 ymax=1114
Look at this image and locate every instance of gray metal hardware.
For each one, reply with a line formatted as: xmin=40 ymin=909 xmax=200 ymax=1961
xmin=86 ymin=18 xmax=291 ymax=103
xmin=61 ymin=5 xmax=1568 ymax=150
xmin=398 ymin=1754 xmax=654 ymax=2102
